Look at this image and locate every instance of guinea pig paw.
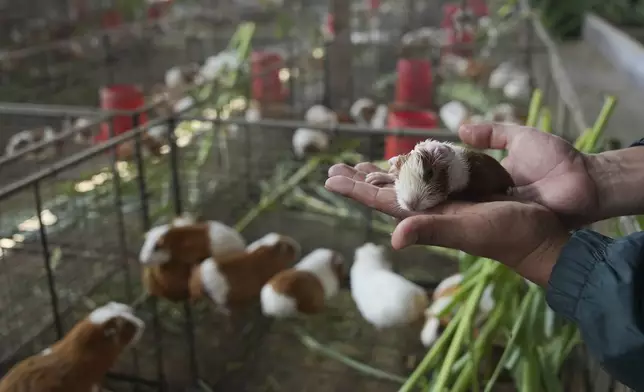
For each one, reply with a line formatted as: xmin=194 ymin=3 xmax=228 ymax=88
xmin=365 ymin=172 xmax=396 ymax=186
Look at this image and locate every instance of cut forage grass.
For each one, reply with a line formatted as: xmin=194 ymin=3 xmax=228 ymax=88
xmin=294 ymin=328 xmax=407 ymax=384
xmin=399 ymin=311 xmax=465 ymax=392
xmin=483 ymin=286 xmax=541 ymax=392
xmin=235 ymin=157 xmax=322 ymax=232
xmin=574 ymin=96 xmax=617 ymax=153
xmin=431 ymin=273 xmax=492 ymax=391
xmin=526 ymin=89 xmax=543 ymax=127
xmin=585 ymin=95 xmax=617 ymax=153
xmin=538 ymin=107 xmax=552 ymax=133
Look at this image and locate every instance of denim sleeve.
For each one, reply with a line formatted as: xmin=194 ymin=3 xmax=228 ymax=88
xmin=546 ymin=229 xmax=644 ymax=390
xmin=631 ymin=138 xmax=644 ymax=147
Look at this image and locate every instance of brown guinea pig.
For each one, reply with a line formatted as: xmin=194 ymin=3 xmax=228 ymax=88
xmin=188 ymin=233 xmax=300 ymax=312
xmin=0 ymin=302 xmax=144 ymax=392
xmin=139 ymin=218 xmax=246 ymax=302
xmin=260 ymin=248 xmax=344 ymax=318
xmin=365 ymin=139 xmax=515 ymax=212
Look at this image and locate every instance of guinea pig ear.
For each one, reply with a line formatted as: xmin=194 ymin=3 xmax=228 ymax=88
xmin=154 ymin=236 xmax=165 ymax=250
xmin=388 ymin=153 xmax=409 ymax=170
xmin=387 ymin=156 xmax=400 ymax=167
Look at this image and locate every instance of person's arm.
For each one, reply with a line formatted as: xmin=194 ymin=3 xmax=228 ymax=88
xmin=546 ymin=229 xmax=644 ymax=390
xmin=586 ymin=138 xmax=644 ymax=222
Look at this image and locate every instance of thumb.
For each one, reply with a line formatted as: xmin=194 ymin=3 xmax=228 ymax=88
xmin=458 ymin=122 xmax=523 ymax=150
xmin=392 ymin=214 xmax=479 ymax=251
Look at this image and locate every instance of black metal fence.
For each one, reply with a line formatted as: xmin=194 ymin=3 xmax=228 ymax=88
xmin=0 ymin=96 xmax=463 ymax=389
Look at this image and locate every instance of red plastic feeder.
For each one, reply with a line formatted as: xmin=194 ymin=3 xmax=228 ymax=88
xmin=251 ymin=51 xmax=286 ymax=103
xmin=468 ymin=0 xmax=489 ymax=16
xmin=101 ymin=9 xmax=123 ymax=29
xmin=368 ymin=0 xmax=380 ymax=10
xmin=96 ymin=85 xmax=147 ymax=143
xmin=148 ymin=0 xmax=172 ymax=20
xmin=385 ymin=110 xmax=438 ymax=160
xmin=441 ymin=4 xmax=460 ymax=29
xmin=326 ymin=13 xmax=335 ymax=36
xmin=147 ymin=4 xmax=163 ymax=20
xmin=395 ymin=59 xmax=433 ymax=109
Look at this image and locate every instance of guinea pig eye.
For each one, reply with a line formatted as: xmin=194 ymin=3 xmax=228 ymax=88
xmin=422 ymin=168 xmax=433 ymax=183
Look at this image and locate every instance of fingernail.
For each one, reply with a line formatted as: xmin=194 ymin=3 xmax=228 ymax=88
xmin=324 ymin=177 xmax=351 ymax=194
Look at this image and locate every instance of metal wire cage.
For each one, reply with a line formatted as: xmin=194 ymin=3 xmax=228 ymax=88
xmin=0 ymin=1 xmax=633 ymax=392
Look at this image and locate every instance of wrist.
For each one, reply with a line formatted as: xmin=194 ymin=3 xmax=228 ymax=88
xmin=585 ymin=147 xmax=644 ymax=222
xmin=519 ymin=231 xmax=571 ymax=287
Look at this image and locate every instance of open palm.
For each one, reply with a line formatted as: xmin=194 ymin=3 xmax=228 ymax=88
xmin=459 ymin=123 xmax=599 ymax=227
xmin=325 ymin=123 xmax=599 ymax=227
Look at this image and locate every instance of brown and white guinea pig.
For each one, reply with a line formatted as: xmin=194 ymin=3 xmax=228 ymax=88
xmin=139 ymin=214 xmax=246 ymax=266
xmin=188 ymin=233 xmax=301 ymax=313
xmin=292 ymin=127 xmax=330 ymax=158
xmin=70 ymin=117 xmax=99 ymax=144
xmin=149 ymin=83 xmax=176 ymax=118
xmin=138 ymin=215 xmax=246 ymax=302
xmin=420 ymin=274 xmax=494 ymax=347
xmin=165 ymin=63 xmax=200 ymax=91
xmin=350 ymin=98 xmax=379 ymax=126
xmin=0 ymin=302 xmax=144 ymax=392
xmin=260 ymin=248 xmax=344 ymax=318
xmin=439 ymin=101 xmax=487 ymax=133
xmin=365 ymin=139 xmax=515 ymax=212
xmin=350 ymin=243 xmax=430 ymax=329
xmin=6 ymin=127 xmax=62 ymax=161
xmin=5 ymin=131 xmax=35 ymax=157
xmin=441 ymin=53 xmax=492 ymax=82
xmin=484 ymin=103 xmax=520 ymax=124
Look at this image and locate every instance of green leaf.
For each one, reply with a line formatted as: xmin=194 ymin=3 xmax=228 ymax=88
xmin=537 ymin=348 xmax=564 ymax=392
xmin=483 ymin=287 xmax=540 ymax=392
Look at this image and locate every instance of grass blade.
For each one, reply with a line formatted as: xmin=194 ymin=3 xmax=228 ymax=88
xmin=526 ymin=89 xmax=543 ymax=127
xmin=399 ymin=311 xmax=465 ymax=392
xmin=482 ymin=287 xmax=539 ymax=392
xmin=294 ymin=328 xmax=407 ymax=384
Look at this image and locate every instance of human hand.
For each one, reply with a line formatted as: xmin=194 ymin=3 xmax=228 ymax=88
xmin=459 ymin=123 xmax=599 ymax=227
xmin=392 ymin=199 xmax=570 ymax=286
xmin=324 ymin=163 xmax=571 ymax=285
xmin=325 ymin=162 xmax=415 ymax=220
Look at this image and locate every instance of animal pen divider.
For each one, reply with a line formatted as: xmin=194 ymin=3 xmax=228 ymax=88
xmin=0 ymin=96 xmax=464 ymax=391
xmin=0 ymin=13 xmax=271 ymax=107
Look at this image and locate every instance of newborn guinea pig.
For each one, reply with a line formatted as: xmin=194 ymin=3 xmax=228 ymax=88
xmin=365 ymin=139 xmax=514 ymax=212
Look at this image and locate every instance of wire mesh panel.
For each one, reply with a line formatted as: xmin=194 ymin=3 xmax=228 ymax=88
xmin=0 ymin=105 xmax=466 ymax=390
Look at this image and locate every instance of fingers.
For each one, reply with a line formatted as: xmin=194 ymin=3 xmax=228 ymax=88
xmin=327 ymin=164 xmax=367 ymax=181
xmin=354 ymin=162 xmax=385 ymax=174
xmin=391 ymin=213 xmax=482 ymax=251
xmin=327 ymin=162 xmax=385 ymax=182
xmin=324 ymin=176 xmax=412 ymax=219
xmin=458 ymin=122 xmax=530 ymax=150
